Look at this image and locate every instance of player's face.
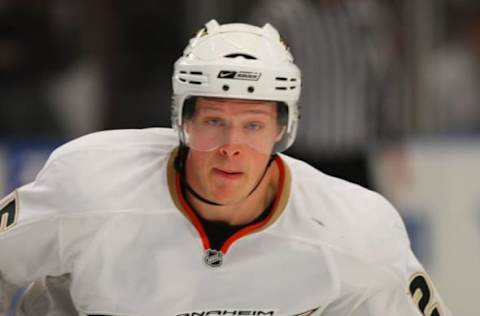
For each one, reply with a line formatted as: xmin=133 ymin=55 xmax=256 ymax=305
xmin=185 ymin=97 xmax=281 ymax=204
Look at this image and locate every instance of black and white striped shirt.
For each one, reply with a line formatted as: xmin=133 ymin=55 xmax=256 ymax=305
xmin=248 ymin=0 xmax=393 ymax=157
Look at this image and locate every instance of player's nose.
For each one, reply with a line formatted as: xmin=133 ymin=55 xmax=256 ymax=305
xmin=218 ymin=126 xmax=244 ymax=157
xmin=218 ymin=143 xmax=242 ymax=157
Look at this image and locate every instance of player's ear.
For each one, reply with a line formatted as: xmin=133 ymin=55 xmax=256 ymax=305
xmin=275 ymin=101 xmax=288 ymax=142
xmin=275 ymin=126 xmax=286 ymax=142
xmin=184 ymin=119 xmax=192 ymax=133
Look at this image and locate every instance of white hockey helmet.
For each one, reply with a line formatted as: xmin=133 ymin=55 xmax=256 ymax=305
xmin=171 ymin=19 xmax=301 ymax=153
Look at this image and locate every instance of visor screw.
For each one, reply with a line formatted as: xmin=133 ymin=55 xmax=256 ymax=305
xmin=247 ymin=86 xmax=255 ymax=93
xmin=222 ymin=84 xmax=230 ymax=91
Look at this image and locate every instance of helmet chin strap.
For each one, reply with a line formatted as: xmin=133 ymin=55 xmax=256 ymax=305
xmin=175 ymin=144 xmax=276 ymax=207
xmin=185 ymin=182 xmax=223 ymax=206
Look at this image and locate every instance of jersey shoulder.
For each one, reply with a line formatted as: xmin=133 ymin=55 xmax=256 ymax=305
xmin=24 ymin=128 xmax=178 ymax=213
xmin=3 ymin=129 xmax=178 ymax=237
xmin=282 ymin=155 xmax=410 ymax=265
xmin=38 ymin=127 xmax=177 ymax=177
xmin=48 ymin=127 xmax=178 ymax=162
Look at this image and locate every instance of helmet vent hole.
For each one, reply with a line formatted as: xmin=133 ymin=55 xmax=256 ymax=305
xmin=276 ymin=77 xmax=288 ymax=81
xmin=247 ymin=86 xmax=255 ymax=93
xmin=189 ymin=81 xmax=202 ymax=85
xmin=275 ymin=87 xmax=287 ymax=91
xmin=190 ymin=71 xmax=203 ymax=75
xmin=224 ymin=53 xmax=257 ymax=60
xmin=222 ymin=85 xmax=230 ymax=91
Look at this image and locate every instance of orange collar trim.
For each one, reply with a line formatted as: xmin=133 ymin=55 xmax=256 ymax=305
xmin=167 ymin=149 xmax=291 ymax=254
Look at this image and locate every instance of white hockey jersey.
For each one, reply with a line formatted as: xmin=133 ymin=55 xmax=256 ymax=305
xmin=0 ymin=128 xmax=450 ymax=316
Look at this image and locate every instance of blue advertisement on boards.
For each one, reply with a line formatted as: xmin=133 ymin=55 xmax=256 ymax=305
xmin=0 ymin=140 xmax=61 ymax=196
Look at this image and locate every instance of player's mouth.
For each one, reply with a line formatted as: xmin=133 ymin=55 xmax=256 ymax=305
xmin=213 ymin=168 xmax=243 ymax=180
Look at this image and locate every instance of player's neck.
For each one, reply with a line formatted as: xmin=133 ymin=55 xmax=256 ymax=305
xmin=187 ymin=163 xmax=279 ymax=226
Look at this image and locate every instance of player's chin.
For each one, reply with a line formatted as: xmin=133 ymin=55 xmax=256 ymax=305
xmin=212 ymin=187 xmax=248 ymax=205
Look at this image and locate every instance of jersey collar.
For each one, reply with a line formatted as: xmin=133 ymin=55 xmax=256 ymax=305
xmin=167 ymin=147 xmax=291 ymax=254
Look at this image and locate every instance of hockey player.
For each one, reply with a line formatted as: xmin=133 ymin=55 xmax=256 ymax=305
xmin=0 ymin=20 xmax=450 ymax=315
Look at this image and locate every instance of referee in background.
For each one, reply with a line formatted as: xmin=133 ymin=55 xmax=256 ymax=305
xmin=248 ymin=0 xmax=397 ymax=189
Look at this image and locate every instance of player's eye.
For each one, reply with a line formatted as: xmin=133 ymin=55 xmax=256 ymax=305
xmin=204 ymin=118 xmax=225 ymax=127
xmin=245 ymin=121 xmax=264 ymax=131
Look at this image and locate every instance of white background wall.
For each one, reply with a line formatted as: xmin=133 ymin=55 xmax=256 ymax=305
xmin=372 ymin=138 xmax=480 ymax=316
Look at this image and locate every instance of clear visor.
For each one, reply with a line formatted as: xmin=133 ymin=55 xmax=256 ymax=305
xmin=181 ymin=99 xmax=286 ymax=155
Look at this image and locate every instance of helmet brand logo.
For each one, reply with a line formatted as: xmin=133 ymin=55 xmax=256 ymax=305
xmin=218 ymin=71 xmax=261 ymax=81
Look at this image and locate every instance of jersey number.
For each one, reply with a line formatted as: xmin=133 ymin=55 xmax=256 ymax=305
xmin=409 ymin=273 xmax=441 ymax=316
xmin=0 ymin=193 xmax=17 ymax=233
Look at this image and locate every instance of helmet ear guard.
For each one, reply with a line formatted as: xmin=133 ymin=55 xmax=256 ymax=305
xmin=171 ymin=19 xmax=301 ymax=153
